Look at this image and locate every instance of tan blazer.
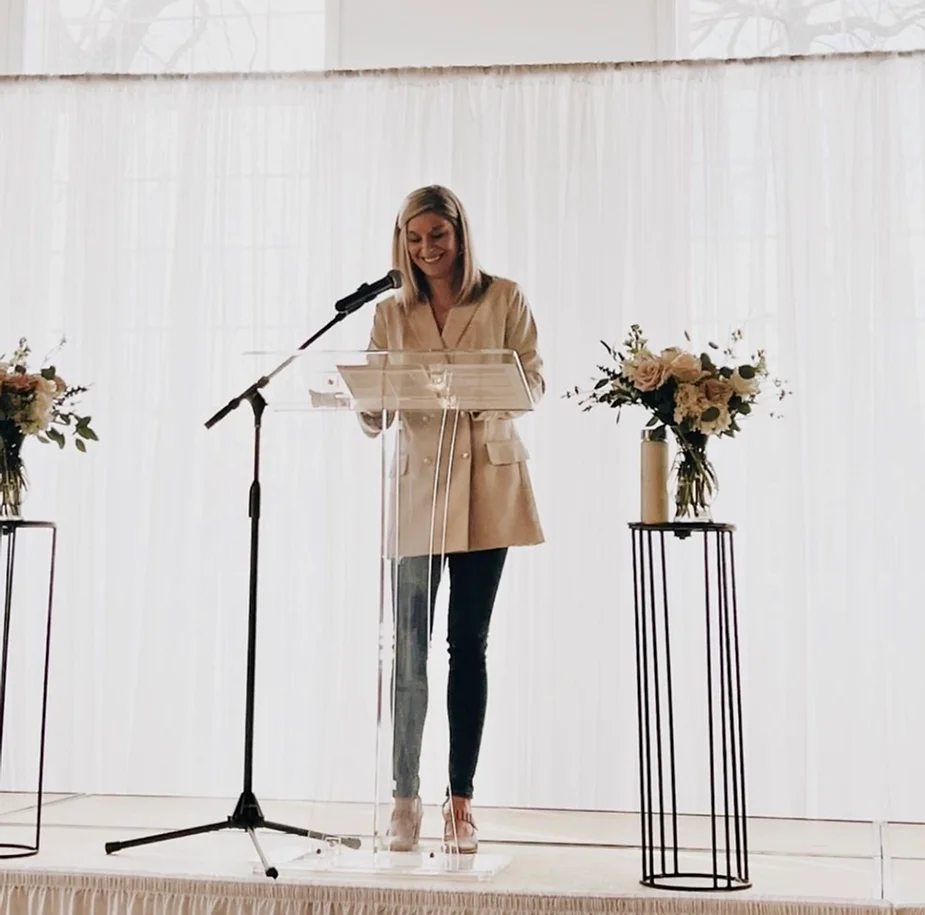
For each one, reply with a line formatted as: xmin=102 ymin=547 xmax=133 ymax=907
xmin=364 ymin=276 xmax=545 ymax=558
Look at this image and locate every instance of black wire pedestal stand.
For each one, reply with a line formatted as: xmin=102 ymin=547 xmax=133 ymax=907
xmin=629 ymin=522 xmax=750 ymax=892
xmin=0 ymin=520 xmax=56 ymax=859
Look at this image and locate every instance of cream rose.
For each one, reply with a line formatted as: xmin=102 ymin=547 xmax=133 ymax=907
xmin=730 ymin=368 xmax=760 ymax=397
xmin=624 ymin=351 xmax=670 ymax=392
xmin=663 ymin=350 xmax=705 ymax=384
xmin=32 ymin=388 xmax=56 ymax=429
xmin=673 ymin=382 xmax=707 ymax=423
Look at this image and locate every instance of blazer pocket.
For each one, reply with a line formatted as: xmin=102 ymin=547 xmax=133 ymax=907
xmin=486 ymin=440 xmax=530 ymax=465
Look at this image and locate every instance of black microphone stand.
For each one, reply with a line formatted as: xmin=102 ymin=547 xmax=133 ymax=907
xmin=105 ymin=304 xmax=368 ymax=878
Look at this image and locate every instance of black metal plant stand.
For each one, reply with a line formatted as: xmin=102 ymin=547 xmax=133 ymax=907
xmin=0 ymin=520 xmax=57 ymax=859
xmin=629 ymin=522 xmax=750 ymax=892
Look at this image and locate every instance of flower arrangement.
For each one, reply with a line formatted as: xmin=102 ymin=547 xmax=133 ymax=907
xmin=0 ymin=338 xmax=98 ymax=518
xmin=568 ymin=325 xmax=786 ymax=520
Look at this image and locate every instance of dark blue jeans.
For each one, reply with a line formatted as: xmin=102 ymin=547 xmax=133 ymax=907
xmin=392 ymin=548 xmax=508 ymax=800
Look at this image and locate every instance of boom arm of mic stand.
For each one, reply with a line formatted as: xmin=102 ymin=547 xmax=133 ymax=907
xmin=204 ymin=311 xmax=348 ymax=430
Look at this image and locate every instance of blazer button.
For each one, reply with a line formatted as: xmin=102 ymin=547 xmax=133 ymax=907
xmin=424 ymin=457 xmax=432 ymax=465
xmin=462 ymin=452 xmax=470 ymax=459
xmin=421 ymin=415 xmax=430 ymax=423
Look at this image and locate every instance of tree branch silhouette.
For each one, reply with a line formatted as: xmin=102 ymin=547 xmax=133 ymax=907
xmin=40 ymin=0 xmax=257 ymax=72
xmin=691 ymin=0 xmax=925 ymax=56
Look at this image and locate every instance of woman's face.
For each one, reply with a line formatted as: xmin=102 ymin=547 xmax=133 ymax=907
xmin=405 ymin=211 xmax=458 ymax=283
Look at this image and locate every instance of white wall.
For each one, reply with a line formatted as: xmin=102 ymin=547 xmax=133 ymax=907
xmin=0 ymin=0 xmax=24 ymax=72
xmin=328 ymin=0 xmax=673 ymax=70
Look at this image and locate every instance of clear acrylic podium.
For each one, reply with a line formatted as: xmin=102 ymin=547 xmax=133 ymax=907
xmin=242 ymin=347 xmax=535 ymax=880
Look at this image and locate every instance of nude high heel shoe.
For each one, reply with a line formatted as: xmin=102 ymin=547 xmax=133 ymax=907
xmin=443 ymin=796 xmax=478 ymax=854
xmin=389 ymin=796 xmax=423 ymax=852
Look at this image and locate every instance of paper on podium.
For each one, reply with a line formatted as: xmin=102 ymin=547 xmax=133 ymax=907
xmin=337 ymin=355 xmax=534 ymax=413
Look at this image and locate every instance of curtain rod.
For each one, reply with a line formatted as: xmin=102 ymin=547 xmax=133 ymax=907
xmin=0 ymin=46 xmax=922 ymax=85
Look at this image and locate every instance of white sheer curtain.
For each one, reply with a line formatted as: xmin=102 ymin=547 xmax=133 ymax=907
xmin=1 ymin=52 xmax=924 ymax=823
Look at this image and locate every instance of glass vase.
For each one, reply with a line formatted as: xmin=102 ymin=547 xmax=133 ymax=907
xmin=0 ymin=424 xmax=26 ymax=520
xmin=671 ymin=439 xmax=717 ymax=523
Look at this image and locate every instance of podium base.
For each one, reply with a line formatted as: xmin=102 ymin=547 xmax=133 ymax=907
xmin=265 ymin=846 xmax=511 ymax=881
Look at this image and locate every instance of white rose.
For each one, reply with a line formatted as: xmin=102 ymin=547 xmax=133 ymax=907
xmin=730 ymin=368 xmax=760 ymax=397
xmin=624 ymin=351 xmax=670 ymax=392
xmin=30 ymin=387 xmax=56 ymax=431
xmin=698 ymin=404 xmax=732 ymax=436
xmin=664 ymin=350 xmax=706 ymax=384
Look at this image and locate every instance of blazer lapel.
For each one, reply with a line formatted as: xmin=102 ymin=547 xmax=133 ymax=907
xmin=441 ymin=301 xmax=482 ymax=351
xmin=405 ymin=302 xmax=445 ymax=351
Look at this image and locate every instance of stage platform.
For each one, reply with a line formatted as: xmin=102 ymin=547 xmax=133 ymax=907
xmin=0 ymin=793 xmax=922 ymax=914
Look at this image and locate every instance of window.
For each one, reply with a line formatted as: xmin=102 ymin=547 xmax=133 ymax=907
xmin=21 ymin=0 xmax=325 ymax=73
xmin=681 ymin=0 xmax=925 ymax=59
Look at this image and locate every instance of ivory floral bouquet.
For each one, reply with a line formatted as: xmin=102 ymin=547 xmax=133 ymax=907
xmin=569 ymin=325 xmax=786 ymax=519
xmin=0 ymin=338 xmax=97 ymax=518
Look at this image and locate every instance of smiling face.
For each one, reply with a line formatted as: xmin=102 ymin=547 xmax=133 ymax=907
xmin=405 ymin=211 xmax=458 ymax=285
xmin=392 ymin=186 xmax=482 ymax=307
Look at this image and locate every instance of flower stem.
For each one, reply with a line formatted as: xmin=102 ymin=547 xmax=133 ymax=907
xmin=674 ymin=444 xmax=716 ymax=520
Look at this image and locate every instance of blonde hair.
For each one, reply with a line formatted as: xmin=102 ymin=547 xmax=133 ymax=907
xmin=392 ymin=185 xmax=489 ymax=307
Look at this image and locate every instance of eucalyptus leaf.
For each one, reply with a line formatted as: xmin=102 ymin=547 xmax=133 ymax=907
xmin=47 ymin=427 xmax=66 ymax=449
xmin=75 ymin=439 xmax=86 ymax=453
xmin=701 ymin=406 xmax=720 ymax=422
xmin=738 ymin=364 xmax=756 ymax=380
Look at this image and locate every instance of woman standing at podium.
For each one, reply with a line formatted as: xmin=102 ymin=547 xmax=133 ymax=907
xmin=362 ymin=185 xmax=545 ymax=854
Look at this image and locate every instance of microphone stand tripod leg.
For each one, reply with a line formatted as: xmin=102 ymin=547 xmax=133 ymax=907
xmin=104 ymin=820 xmax=232 ymax=855
xmin=246 ymin=826 xmax=278 ymax=879
xmin=263 ymin=819 xmax=363 ymax=851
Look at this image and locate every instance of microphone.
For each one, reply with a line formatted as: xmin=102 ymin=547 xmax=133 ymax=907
xmin=334 ymin=269 xmax=403 ymax=315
